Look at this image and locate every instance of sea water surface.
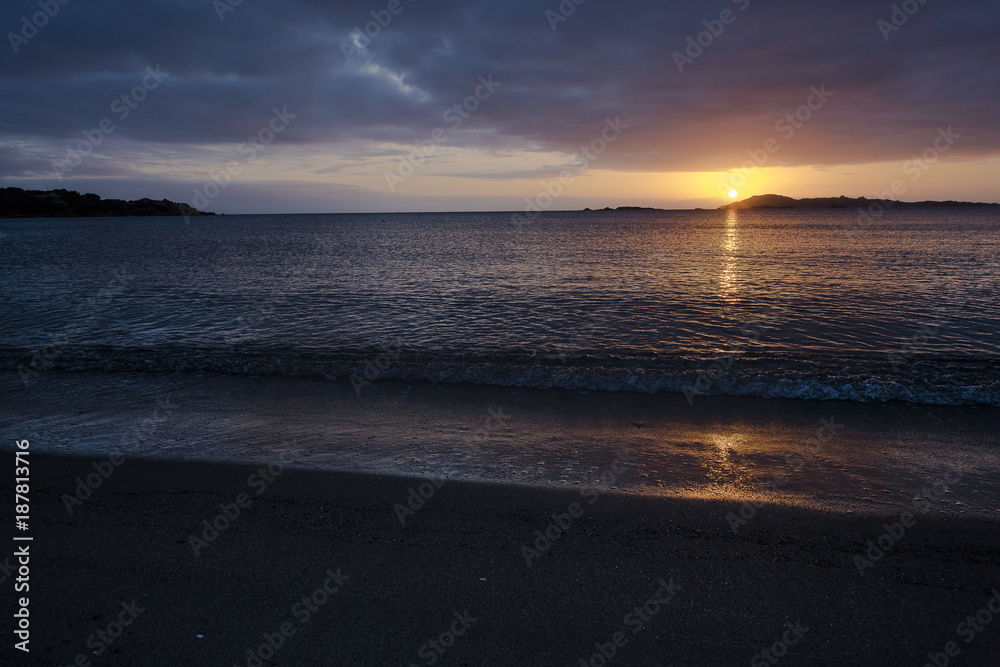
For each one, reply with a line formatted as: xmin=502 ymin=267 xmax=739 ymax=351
xmin=3 ymin=208 xmax=998 ymax=405
xmin=3 ymin=208 xmax=1000 ymax=519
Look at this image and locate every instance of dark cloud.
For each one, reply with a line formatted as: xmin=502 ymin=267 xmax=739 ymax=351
xmin=1 ymin=0 xmax=998 ymax=176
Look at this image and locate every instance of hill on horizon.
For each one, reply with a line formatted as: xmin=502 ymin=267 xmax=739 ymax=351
xmin=719 ymin=194 xmax=999 ymax=210
xmin=0 ymin=187 xmax=214 ymax=218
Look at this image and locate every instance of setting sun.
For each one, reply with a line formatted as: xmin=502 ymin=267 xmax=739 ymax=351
xmin=5 ymin=2 xmax=1000 ymax=665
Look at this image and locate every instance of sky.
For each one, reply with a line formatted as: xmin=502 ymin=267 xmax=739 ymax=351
xmin=2 ymin=0 xmax=998 ymax=214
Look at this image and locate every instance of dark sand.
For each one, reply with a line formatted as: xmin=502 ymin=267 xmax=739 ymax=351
xmin=2 ymin=453 xmax=999 ymax=666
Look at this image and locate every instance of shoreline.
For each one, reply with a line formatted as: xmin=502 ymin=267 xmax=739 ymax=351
xmin=2 ymin=452 xmax=999 ymax=665
xmin=5 ymin=369 xmax=1000 ymax=521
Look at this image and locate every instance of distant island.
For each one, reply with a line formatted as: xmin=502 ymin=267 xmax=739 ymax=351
xmin=718 ymin=194 xmax=999 ymax=210
xmin=0 ymin=188 xmax=214 ymax=218
xmin=582 ymin=206 xmax=664 ymax=211
xmin=582 ymin=195 xmax=999 ymax=213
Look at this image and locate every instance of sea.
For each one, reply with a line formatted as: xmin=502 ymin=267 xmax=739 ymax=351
xmin=4 ymin=208 xmax=999 ymax=404
xmin=2 ymin=208 xmax=999 ymax=517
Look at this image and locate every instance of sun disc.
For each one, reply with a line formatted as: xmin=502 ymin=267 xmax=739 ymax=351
xmin=728 ymin=189 xmax=738 ymax=198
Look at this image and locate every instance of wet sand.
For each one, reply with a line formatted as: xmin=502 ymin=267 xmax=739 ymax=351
xmin=2 ymin=453 xmax=999 ymax=666
xmin=5 ymin=370 xmax=1000 ymax=521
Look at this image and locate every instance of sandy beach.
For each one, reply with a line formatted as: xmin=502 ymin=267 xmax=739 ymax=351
xmin=3 ymin=1 xmax=1000 ymax=663
xmin=3 ymin=451 xmax=999 ymax=666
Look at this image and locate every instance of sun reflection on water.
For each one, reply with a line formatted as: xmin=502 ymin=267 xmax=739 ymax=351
xmin=718 ymin=210 xmax=741 ymax=302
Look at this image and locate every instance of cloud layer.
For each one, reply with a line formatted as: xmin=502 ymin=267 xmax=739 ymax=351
xmin=2 ymin=0 xmax=998 ymax=208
